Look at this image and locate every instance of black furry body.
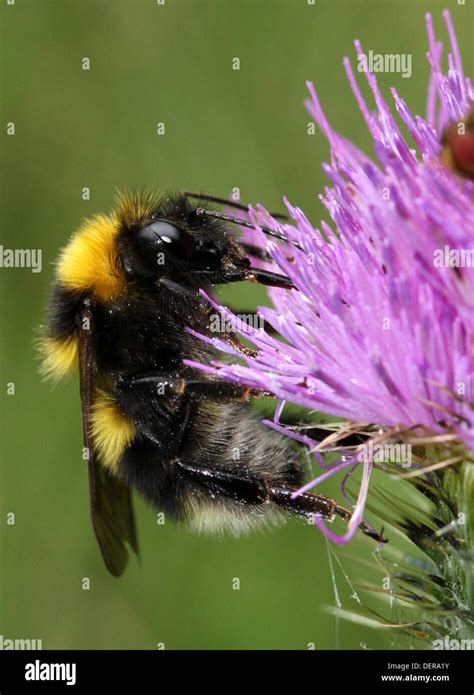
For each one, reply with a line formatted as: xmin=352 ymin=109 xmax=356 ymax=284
xmin=46 ymin=192 xmax=307 ymax=545
xmin=107 ymin=284 xmax=302 ymax=529
xmin=54 ymin=278 xmax=302 ymax=532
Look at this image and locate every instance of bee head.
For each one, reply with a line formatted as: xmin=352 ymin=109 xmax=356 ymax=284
xmin=117 ymin=191 xmax=251 ymax=289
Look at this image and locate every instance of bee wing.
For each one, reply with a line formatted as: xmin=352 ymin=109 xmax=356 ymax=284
xmin=78 ymin=306 xmax=139 ymax=576
xmin=87 ymin=460 xmax=139 ymax=577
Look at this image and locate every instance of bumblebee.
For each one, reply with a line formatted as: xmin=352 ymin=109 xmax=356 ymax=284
xmin=41 ymin=190 xmax=382 ymax=576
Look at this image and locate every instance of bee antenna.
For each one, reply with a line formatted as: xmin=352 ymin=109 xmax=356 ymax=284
xmin=195 ymin=207 xmax=303 ymax=251
xmin=183 ymin=191 xmax=288 ymax=221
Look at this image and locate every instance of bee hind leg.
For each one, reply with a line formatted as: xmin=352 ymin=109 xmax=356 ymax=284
xmin=268 ymin=485 xmax=386 ymax=543
xmin=175 ymin=460 xmax=385 ymax=543
xmin=176 ymin=460 xmax=269 ymax=504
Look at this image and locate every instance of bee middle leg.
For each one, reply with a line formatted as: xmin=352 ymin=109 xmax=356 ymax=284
xmin=118 ymin=372 xmax=271 ymax=401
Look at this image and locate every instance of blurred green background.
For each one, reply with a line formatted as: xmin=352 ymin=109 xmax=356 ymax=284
xmin=0 ymin=0 xmax=472 ymax=650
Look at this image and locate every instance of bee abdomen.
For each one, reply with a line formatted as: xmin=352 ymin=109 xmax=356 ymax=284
xmin=118 ymin=404 xmax=304 ymax=536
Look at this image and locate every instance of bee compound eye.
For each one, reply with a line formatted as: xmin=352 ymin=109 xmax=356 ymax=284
xmin=139 ymin=220 xmax=196 ymax=260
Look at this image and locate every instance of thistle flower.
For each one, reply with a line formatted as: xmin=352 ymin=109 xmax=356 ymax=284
xmin=187 ymin=10 xmax=474 ymax=643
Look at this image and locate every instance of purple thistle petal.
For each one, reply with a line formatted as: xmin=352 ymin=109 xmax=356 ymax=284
xmin=313 ymin=455 xmax=373 ymax=544
xmin=291 ymin=455 xmax=359 ymax=498
xmin=273 ymin=399 xmax=286 ymax=424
